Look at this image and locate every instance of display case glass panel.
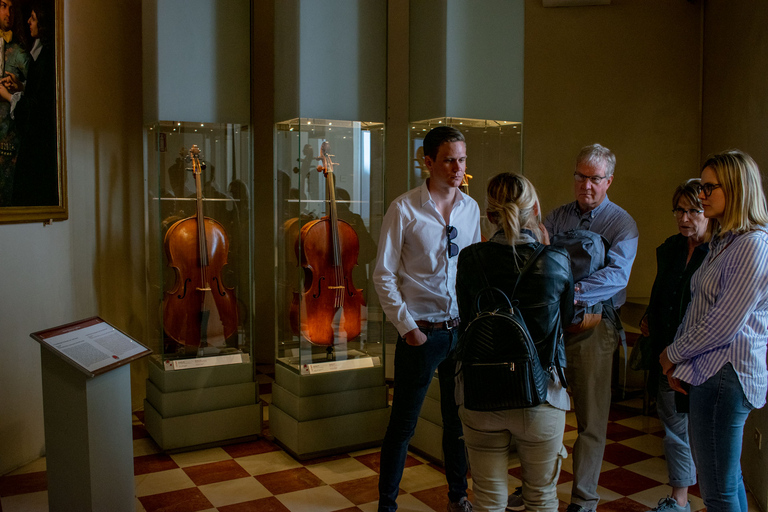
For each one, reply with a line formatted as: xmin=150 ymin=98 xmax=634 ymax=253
xmin=275 ymin=118 xmax=384 ymax=375
xmin=145 ymin=121 xmax=253 ymax=370
xmin=410 ymin=117 xmax=523 ymax=239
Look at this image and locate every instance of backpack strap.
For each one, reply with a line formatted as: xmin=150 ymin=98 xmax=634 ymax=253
xmin=510 ymin=243 xmax=546 ymax=298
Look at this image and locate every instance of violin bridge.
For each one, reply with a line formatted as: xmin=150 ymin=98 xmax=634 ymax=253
xmin=327 ymin=286 xmax=345 ymax=290
xmin=196 ymin=287 xmax=212 ymax=292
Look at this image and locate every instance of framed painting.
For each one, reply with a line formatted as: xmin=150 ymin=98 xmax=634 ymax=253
xmin=0 ymin=0 xmax=66 ymax=223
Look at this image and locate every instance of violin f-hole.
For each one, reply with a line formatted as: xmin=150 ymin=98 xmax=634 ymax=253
xmin=177 ymin=278 xmax=192 ymax=299
xmin=312 ymin=275 xmax=326 ymax=299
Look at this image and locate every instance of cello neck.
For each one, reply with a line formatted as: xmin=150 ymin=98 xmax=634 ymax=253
xmin=191 ymin=145 xmax=209 ymax=269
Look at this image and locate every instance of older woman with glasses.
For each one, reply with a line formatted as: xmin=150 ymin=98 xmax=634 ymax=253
xmin=661 ymin=150 xmax=768 ymax=512
xmin=640 ymin=179 xmax=709 ymax=512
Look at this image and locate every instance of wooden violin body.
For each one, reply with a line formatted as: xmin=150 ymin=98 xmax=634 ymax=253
xmin=289 ymin=141 xmax=365 ymax=345
xmin=162 ymin=145 xmax=238 ymax=351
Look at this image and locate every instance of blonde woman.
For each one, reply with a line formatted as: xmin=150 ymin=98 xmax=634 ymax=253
xmin=661 ymin=150 xmax=768 ymax=512
xmin=456 ymin=173 xmax=573 ymax=511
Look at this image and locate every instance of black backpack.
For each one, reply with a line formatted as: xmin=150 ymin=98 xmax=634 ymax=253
xmin=549 ymin=229 xmax=609 ymax=282
xmin=456 ymin=243 xmax=550 ymax=411
xmin=549 ymin=229 xmax=610 ymax=324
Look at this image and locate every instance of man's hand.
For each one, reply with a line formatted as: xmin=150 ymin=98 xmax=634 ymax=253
xmin=404 ymin=328 xmax=427 ymax=346
xmin=667 ymin=373 xmax=687 ymax=395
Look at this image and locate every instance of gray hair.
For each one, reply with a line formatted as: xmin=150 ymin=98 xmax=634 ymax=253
xmin=576 ymin=144 xmax=616 ymax=177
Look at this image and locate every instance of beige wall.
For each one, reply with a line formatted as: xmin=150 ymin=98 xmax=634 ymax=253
xmin=700 ymin=1 xmax=768 ymax=509
xmin=523 ymin=0 xmax=702 ymax=301
xmin=0 ymin=0 xmax=145 ymax=475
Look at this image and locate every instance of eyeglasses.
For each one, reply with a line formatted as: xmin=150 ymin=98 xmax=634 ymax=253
xmin=574 ymin=172 xmax=608 ymax=185
xmin=672 ymin=207 xmax=703 ymax=217
xmin=447 ymin=225 xmax=459 ymax=258
xmin=696 ymin=182 xmax=722 ymax=198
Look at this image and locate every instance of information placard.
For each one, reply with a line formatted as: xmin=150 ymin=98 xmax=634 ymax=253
xmin=31 ymin=317 xmax=151 ymax=378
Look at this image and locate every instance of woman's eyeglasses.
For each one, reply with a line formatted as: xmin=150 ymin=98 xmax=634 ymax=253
xmin=447 ymin=225 xmax=459 ymax=258
xmin=695 ymin=182 xmax=722 ymax=198
xmin=672 ymin=207 xmax=703 ymax=217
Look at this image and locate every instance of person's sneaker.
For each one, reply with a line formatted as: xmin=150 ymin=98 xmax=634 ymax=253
xmin=447 ymin=497 xmax=473 ymax=512
xmin=646 ymin=497 xmax=691 ymax=512
xmin=566 ymin=504 xmax=596 ymax=512
xmin=506 ymin=486 xmax=524 ymax=511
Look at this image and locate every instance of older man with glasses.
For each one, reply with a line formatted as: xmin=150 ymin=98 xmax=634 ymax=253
xmin=373 ymin=126 xmax=481 ymax=512
xmin=540 ymin=144 xmax=639 ymax=512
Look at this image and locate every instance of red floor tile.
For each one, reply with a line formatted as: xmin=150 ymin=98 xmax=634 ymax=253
xmin=218 ymin=496 xmax=290 ymax=512
xmin=331 ymin=475 xmax=381 ymax=505
xmin=222 ymin=438 xmax=281 ymax=458
xmin=602 ymin=443 xmax=653 ymax=466
xmin=608 ymin=404 xmax=641 ymax=422
xmin=354 ymin=452 xmax=422 ymax=474
xmin=134 ymin=453 xmax=179 ymax=476
xmin=598 ymin=468 xmax=663 ymax=496
xmin=138 ymin=487 xmax=213 ymax=512
xmin=183 ymin=460 xmax=250 ymax=486
xmin=409 ymin=485 xmax=475 ymax=511
xmin=605 ymin=422 xmax=646 ymax=442
xmin=596 ymin=497 xmax=649 ymax=511
xmin=0 ymin=471 xmax=47 ymax=497
xmin=255 ymin=467 xmax=325 ymax=495
xmin=133 ymin=423 xmax=151 ymax=440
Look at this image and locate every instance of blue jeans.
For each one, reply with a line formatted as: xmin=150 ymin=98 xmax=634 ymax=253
xmin=689 ymin=363 xmax=754 ymax=512
xmin=378 ymin=328 xmax=468 ymax=511
xmin=657 ymin=372 xmax=696 ymax=488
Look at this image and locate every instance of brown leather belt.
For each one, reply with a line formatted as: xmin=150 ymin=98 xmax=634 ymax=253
xmin=415 ymin=318 xmax=460 ymax=332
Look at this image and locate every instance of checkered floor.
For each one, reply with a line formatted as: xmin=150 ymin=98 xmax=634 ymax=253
xmin=0 ymin=365 xmax=761 ymax=512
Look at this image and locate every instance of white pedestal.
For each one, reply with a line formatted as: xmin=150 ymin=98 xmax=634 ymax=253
xmin=41 ymin=347 xmax=135 ymax=512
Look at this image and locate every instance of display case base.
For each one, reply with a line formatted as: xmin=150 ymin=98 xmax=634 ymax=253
xmin=144 ymin=361 xmax=261 ymax=451
xmin=270 ymin=404 xmax=390 ymax=460
xmin=270 ymin=361 xmax=390 ymax=459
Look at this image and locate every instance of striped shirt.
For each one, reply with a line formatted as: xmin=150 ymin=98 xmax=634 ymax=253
xmin=544 ymin=197 xmax=639 ymax=308
xmin=667 ymin=228 xmax=768 ymax=408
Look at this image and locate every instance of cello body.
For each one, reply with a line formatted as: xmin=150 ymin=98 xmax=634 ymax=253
xmin=290 ymin=141 xmax=365 ymax=345
xmin=162 ymin=145 xmax=238 ymax=351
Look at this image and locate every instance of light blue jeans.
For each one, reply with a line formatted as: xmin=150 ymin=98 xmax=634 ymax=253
xmin=459 ymin=403 xmax=567 ymax=512
xmin=689 ymin=363 xmax=754 ymax=512
xmin=657 ymin=373 xmax=697 ymax=488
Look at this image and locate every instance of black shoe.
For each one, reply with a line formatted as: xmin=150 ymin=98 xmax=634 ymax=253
xmin=506 ymin=486 xmax=524 ymax=511
xmin=566 ymin=504 xmax=596 ymax=512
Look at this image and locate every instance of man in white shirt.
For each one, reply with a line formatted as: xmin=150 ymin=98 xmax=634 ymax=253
xmin=373 ymin=126 xmax=481 ymax=512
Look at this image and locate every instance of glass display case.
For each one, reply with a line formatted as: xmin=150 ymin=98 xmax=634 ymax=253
xmin=145 ymin=121 xmax=253 ymax=366
xmin=274 ymin=118 xmax=385 ymax=376
xmin=410 ymin=117 xmax=523 ymax=239
xmin=407 ymin=116 xmax=522 ymax=463
xmin=143 ymin=121 xmax=260 ymax=451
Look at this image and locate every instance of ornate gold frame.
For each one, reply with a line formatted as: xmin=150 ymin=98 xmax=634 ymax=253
xmin=0 ymin=0 xmax=67 ymax=224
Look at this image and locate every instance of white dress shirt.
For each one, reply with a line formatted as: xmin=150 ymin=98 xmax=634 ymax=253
xmin=373 ymin=180 xmax=481 ymax=336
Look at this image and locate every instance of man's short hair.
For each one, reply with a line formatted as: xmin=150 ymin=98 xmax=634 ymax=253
xmin=423 ymin=126 xmax=465 ymax=161
xmin=576 ymin=144 xmax=616 ymax=177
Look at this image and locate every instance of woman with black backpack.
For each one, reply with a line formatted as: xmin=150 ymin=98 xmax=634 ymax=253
xmin=455 ymin=173 xmax=574 ymax=511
